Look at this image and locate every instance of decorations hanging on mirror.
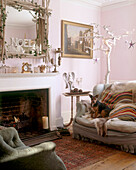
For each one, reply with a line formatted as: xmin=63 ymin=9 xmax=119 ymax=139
xmin=0 ymin=0 xmax=51 ymax=64
xmin=0 ymin=0 xmax=7 ymax=63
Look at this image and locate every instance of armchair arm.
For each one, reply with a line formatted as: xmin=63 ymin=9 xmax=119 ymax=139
xmin=0 ymin=142 xmax=66 ymax=170
xmin=0 ymin=136 xmax=17 ymax=157
xmin=0 ymin=127 xmax=26 ymax=148
xmin=0 ymin=141 xmax=56 ymax=163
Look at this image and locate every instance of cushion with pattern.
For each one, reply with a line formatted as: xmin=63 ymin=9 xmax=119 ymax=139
xmin=109 ymin=103 xmax=136 ymax=121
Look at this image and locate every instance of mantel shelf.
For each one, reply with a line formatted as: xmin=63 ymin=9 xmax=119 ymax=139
xmin=0 ymin=72 xmax=59 ymax=78
xmin=7 ymin=53 xmax=46 ymax=59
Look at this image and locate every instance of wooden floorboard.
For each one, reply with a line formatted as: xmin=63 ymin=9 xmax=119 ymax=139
xmin=81 ymin=152 xmax=136 ymax=170
xmin=124 ymin=162 xmax=136 ymax=170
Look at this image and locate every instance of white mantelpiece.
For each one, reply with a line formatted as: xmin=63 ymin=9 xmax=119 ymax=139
xmin=0 ymin=73 xmax=63 ymax=131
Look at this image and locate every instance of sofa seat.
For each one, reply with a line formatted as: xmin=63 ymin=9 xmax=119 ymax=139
xmin=76 ymin=114 xmax=136 ymax=133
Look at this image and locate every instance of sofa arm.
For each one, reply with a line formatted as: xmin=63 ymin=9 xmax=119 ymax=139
xmin=75 ymin=102 xmax=87 ymax=118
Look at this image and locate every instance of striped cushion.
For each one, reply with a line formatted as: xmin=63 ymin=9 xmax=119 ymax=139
xmin=109 ymin=103 xmax=136 ymax=121
xmin=132 ymin=89 xmax=136 ymax=103
xmin=100 ymin=90 xmax=133 ymax=108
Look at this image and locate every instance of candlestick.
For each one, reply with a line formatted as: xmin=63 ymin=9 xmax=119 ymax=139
xmin=52 ymin=48 xmax=63 ymax=73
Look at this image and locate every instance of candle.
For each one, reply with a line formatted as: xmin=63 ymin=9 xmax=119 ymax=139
xmin=42 ymin=116 xmax=48 ymax=129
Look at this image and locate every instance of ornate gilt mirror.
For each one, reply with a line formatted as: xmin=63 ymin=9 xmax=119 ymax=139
xmin=0 ymin=0 xmax=51 ymax=63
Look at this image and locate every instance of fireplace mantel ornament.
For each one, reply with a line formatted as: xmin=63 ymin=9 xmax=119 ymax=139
xmin=51 ymin=48 xmax=62 ymax=73
xmin=21 ymin=62 xmax=32 ymax=73
xmin=0 ymin=0 xmax=51 ymax=64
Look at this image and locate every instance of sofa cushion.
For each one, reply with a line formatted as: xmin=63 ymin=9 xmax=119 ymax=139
xmin=100 ymin=90 xmax=133 ymax=108
xmin=109 ymin=103 xmax=136 ymax=121
xmin=104 ymin=82 xmax=136 ymax=93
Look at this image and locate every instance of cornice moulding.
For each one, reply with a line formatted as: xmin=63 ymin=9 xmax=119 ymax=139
xmin=67 ymin=0 xmax=136 ymax=9
xmin=78 ymin=0 xmax=102 ymax=7
xmin=102 ymin=0 xmax=136 ymax=11
xmin=62 ymin=0 xmax=101 ymax=9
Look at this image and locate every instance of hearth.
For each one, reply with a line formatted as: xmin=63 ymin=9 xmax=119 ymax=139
xmin=0 ymin=89 xmax=49 ymax=132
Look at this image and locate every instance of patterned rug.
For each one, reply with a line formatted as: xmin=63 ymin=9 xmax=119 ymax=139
xmin=54 ymin=135 xmax=119 ymax=170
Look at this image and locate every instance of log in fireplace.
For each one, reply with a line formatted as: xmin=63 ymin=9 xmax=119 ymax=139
xmin=0 ymin=89 xmax=49 ymax=132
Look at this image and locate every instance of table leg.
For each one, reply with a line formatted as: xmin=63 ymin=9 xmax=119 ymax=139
xmin=76 ymin=96 xmax=80 ymax=112
xmin=64 ymin=96 xmax=74 ymax=127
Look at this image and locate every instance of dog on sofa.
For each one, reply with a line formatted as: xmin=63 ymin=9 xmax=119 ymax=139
xmin=89 ymin=94 xmax=112 ymax=118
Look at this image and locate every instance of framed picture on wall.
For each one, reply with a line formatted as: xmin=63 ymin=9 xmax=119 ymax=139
xmin=61 ymin=20 xmax=93 ymax=59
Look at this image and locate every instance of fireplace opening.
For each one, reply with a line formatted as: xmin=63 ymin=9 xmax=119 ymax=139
xmin=0 ymin=89 xmax=49 ymax=134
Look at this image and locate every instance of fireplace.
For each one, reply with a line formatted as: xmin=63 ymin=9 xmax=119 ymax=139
xmin=0 ymin=73 xmax=63 ymax=131
xmin=0 ymin=89 xmax=49 ymax=132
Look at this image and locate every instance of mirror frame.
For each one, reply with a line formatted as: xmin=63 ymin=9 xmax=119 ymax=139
xmin=0 ymin=0 xmax=51 ymax=63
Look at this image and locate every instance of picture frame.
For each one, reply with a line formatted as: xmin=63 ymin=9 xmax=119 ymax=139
xmin=61 ymin=20 xmax=93 ymax=59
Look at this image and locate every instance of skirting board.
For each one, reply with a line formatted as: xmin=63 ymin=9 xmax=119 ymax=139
xmin=61 ymin=110 xmax=76 ymax=124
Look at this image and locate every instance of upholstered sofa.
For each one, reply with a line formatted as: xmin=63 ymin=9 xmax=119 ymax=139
xmin=73 ymin=81 xmax=136 ymax=154
xmin=0 ymin=127 xmax=66 ymax=170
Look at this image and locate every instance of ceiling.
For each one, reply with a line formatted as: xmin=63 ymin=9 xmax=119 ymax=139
xmin=79 ymin=0 xmax=130 ymax=7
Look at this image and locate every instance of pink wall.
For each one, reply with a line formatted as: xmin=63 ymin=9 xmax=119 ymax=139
xmin=57 ymin=0 xmax=101 ymax=122
xmin=101 ymin=3 xmax=136 ymax=82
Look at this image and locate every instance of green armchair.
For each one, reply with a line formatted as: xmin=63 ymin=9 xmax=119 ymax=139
xmin=0 ymin=127 xmax=66 ymax=170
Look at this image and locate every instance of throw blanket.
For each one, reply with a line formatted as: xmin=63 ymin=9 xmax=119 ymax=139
xmin=81 ymin=101 xmax=111 ymax=137
xmin=94 ymin=118 xmax=109 ymax=137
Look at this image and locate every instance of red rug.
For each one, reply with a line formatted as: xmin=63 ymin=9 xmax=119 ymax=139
xmin=54 ymin=135 xmax=119 ymax=170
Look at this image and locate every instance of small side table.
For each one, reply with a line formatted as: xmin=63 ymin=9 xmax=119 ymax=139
xmin=63 ymin=91 xmax=90 ymax=127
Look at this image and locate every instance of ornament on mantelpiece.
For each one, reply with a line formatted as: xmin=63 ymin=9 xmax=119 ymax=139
xmin=34 ymin=67 xmax=40 ymax=73
xmin=10 ymin=67 xmax=18 ymax=73
xmin=21 ymin=62 xmax=32 ymax=73
xmin=0 ymin=65 xmax=10 ymax=73
xmin=38 ymin=65 xmax=46 ymax=73
xmin=51 ymin=48 xmax=62 ymax=73
xmin=45 ymin=62 xmax=52 ymax=73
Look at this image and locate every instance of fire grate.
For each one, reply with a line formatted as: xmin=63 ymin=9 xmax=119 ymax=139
xmin=20 ymin=131 xmax=61 ymax=146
